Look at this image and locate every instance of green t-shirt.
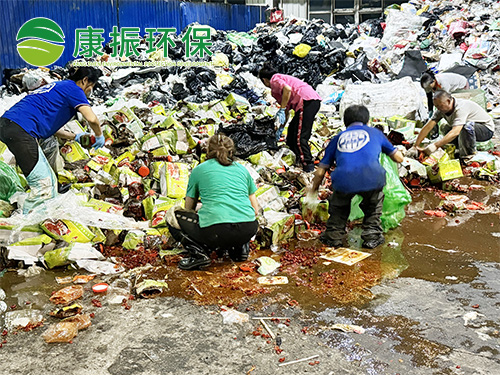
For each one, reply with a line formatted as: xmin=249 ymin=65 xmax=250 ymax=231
xmin=186 ymin=159 xmax=257 ymax=228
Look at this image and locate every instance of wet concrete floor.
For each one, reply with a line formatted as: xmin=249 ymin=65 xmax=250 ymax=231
xmin=0 ymin=177 xmax=499 ymax=374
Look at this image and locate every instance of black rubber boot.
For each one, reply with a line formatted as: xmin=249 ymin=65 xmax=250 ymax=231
xmin=320 ymin=233 xmax=343 ymax=248
xmin=228 ymin=242 xmax=250 ymax=262
xmin=178 ymin=245 xmax=211 ymax=270
xmin=177 ymin=233 xmax=211 ymax=270
xmin=362 ymin=235 xmax=385 ymax=249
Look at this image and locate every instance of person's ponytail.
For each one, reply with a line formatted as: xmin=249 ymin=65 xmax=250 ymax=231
xmin=207 ymin=134 xmax=234 ymax=166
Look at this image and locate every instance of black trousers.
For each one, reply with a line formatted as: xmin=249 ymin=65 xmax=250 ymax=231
xmin=286 ymin=99 xmax=321 ymax=167
xmin=169 ymin=209 xmax=258 ymax=250
xmin=0 ymin=117 xmax=39 ymax=176
xmin=323 ymin=189 xmax=385 ymax=242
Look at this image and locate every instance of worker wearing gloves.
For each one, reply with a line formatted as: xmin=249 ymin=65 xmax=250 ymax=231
xmin=0 ymin=67 xmax=104 ymax=213
xmin=308 ymin=105 xmax=404 ymax=249
xmin=420 ymin=70 xmax=469 ymax=139
xmin=259 ymin=66 xmax=322 ymax=173
xmin=410 ymin=91 xmax=495 ymax=159
xmin=167 ymin=134 xmax=260 ymax=270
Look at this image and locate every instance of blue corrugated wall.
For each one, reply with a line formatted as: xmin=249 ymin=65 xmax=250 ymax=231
xmin=0 ymin=0 xmax=264 ymax=71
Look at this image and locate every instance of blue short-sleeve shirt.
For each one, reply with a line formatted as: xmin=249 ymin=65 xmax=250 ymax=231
xmin=2 ymin=80 xmax=89 ymax=139
xmin=320 ymin=123 xmax=396 ymax=194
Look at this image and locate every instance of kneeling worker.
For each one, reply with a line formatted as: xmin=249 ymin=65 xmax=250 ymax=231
xmin=412 ymin=91 xmax=495 ymax=159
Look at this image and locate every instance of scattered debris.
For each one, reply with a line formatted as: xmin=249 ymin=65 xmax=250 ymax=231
xmin=320 ymin=248 xmax=372 ymax=266
xmin=259 ymin=318 xmax=275 ymax=340
xmin=329 ymin=324 xmax=366 ymax=334
xmin=220 ymin=308 xmax=250 ymax=324
xmin=278 ymin=354 xmax=320 ymax=367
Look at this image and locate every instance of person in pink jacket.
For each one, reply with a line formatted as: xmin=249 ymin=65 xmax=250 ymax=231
xmin=259 ymin=66 xmax=322 ymax=172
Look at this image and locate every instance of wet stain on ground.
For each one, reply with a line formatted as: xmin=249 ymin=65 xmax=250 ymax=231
xmin=1 ymin=179 xmax=499 ymax=372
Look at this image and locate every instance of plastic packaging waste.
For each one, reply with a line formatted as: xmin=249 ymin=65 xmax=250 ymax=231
xmin=43 ymin=322 xmax=79 ymax=343
xmin=49 ymin=285 xmax=84 ymax=305
xmin=61 ymin=313 xmax=92 ymax=330
xmin=256 ymin=256 xmax=280 ymax=275
xmin=4 ymin=310 xmax=44 ymax=330
xmin=79 ymin=134 xmax=96 ymax=149
xmin=107 ymin=279 xmax=132 ymax=304
xmin=220 ymin=308 xmax=249 ymax=324
xmin=0 ymin=160 xmax=24 ymax=201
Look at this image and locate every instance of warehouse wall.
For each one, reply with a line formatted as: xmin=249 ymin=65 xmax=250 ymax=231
xmin=0 ymin=0 xmax=265 ymax=70
xmin=282 ymin=0 xmax=308 ymax=19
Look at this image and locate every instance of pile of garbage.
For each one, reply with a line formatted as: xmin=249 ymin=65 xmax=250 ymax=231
xmin=0 ymin=0 xmax=499 ymax=261
xmin=1 ymin=0 xmax=500 ymax=336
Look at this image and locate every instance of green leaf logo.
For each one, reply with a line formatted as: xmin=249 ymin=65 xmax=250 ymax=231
xmin=16 ymin=17 xmax=65 ymax=66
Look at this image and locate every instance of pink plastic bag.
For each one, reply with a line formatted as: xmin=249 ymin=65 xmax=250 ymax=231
xmin=448 ymin=20 xmax=469 ymax=38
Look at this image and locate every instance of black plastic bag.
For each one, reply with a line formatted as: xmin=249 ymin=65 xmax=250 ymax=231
xmin=220 ymin=116 xmax=278 ymax=158
xmin=336 ymin=53 xmax=372 ymax=82
xmin=396 ymin=50 xmax=427 ymax=81
xmin=172 ymin=83 xmax=190 ymax=100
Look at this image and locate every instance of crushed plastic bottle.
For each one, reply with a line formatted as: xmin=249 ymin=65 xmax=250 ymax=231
xmin=107 ymin=279 xmax=132 ymax=304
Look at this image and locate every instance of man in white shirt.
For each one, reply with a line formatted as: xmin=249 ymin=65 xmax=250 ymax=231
xmin=413 ymin=91 xmax=495 ymax=158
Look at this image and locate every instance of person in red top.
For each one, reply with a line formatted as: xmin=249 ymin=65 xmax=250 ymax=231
xmin=259 ymin=66 xmax=322 ymax=172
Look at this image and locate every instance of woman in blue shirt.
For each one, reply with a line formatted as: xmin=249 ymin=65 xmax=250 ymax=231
xmin=0 ymin=67 xmax=104 ymax=213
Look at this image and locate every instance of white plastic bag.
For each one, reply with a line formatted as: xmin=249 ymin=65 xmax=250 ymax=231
xmin=220 ymin=308 xmax=249 ymax=324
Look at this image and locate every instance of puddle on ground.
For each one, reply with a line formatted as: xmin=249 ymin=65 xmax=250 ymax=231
xmin=0 ymin=183 xmax=499 ymax=371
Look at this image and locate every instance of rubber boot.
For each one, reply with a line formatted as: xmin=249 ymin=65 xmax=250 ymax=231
xmin=228 ymin=242 xmax=250 ymax=262
xmin=362 ymin=235 xmax=385 ymax=249
xmin=178 ymin=234 xmax=211 ymax=270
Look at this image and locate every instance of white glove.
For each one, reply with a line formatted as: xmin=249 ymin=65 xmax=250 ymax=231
xmin=423 ymin=143 xmax=437 ymax=156
xmin=406 ymin=146 xmax=419 ymax=159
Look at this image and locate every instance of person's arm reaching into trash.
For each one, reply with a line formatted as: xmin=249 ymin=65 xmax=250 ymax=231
xmin=54 ymin=129 xmax=77 ymax=141
xmin=389 ymin=149 xmax=404 ymax=163
xmin=78 ymin=105 xmax=104 ymax=148
xmin=275 ymin=85 xmax=291 ymax=130
xmin=408 ymin=118 xmax=439 ymax=157
xmin=419 ymin=125 xmax=462 ymax=155
xmin=308 ymin=167 xmax=327 ymax=196
xmin=414 ymin=119 xmax=437 ymax=148
xmin=307 ymin=134 xmax=338 ymax=195
xmin=280 ymin=85 xmax=291 ymax=110
xmin=249 ymin=194 xmax=260 ymax=217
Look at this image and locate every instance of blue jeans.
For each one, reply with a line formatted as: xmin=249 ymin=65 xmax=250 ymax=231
xmin=441 ymin=122 xmax=493 ymax=158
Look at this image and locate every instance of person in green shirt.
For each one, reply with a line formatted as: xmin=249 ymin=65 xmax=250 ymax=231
xmin=168 ymin=134 xmax=260 ymax=270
